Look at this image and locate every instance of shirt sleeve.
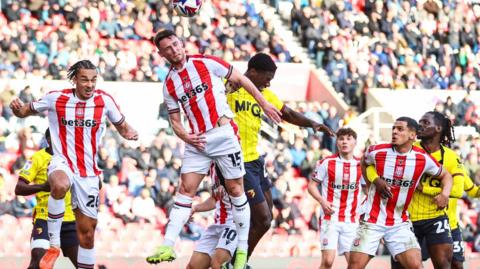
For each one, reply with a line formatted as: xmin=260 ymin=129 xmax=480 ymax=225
xmin=104 ymin=94 xmax=125 ymax=125
xmin=311 ymin=160 xmax=327 ymax=183
xmin=163 ymin=80 xmax=180 ymax=113
xmin=205 ymin=56 xmax=233 ymax=79
xmin=19 ymin=157 xmax=38 ymax=183
xmin=30 ymin=92 xmax=57 ymax=113
xmin=264 ymin=89 xmax=285 ymax=111
xmin=424 ymin=153 xmax=442 ymax=177
xmin=364 ymin=146 xmax=375 ymax=165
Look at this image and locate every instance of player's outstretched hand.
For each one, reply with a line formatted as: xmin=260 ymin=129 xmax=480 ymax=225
xmin=312 ymin=123 xmax=335 ymax=137
xmin=320 ymin=200 xmax=335 ymax=215
xmin=433 ymin=193 xmax=449 ymax=210
xmin=186 ymin=132 xmax=206 ymax=151
xmin=261 ymin=102 xmax=282 ymax=123
xmin=124 ymin=129 xmax=139 ymax=140
xmin=9 ymin=98 xmax=24 ymax=116
xmin=374 ymin=177 xmax=392 ymax=199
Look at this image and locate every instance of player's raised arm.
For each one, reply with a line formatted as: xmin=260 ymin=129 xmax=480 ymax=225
xmin=9 ymin=98 xmax=37 ymax=118
xmin=227 ymin=68 xmax=282 ymax=123
xmin=281 ymin=105 xmax=335 ymax=136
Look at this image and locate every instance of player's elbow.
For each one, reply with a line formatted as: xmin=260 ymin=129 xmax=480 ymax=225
xmin=14 ymin=185 xmax=23 ymax=196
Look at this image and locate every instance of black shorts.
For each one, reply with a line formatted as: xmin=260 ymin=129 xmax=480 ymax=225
xmin=243 ymin=156 xmax=272 ymax=205
xmin=451 ymin=228 xmax=465 ymax=262
xmin=31 ymin=219 xmax=78 ymax=254
xmin=412 ymin=215 xmax=453 ymax=246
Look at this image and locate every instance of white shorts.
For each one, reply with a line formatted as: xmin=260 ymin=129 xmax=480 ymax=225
xmin=320 ymin=220 xmax=358 ymax=255
xmin=194 ymin=224 xmax=238 ymax=257
xmin=48 ymin=155 xmax=100 ymax=219
xmin=182 ymin=123 xmax=245 ymax=180
xmin=351 ymin=221 xmax=420 ymax=258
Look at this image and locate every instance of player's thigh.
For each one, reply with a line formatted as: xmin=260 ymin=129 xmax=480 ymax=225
xmin=350 ymin=222 xmax=384 ymax=257
xmin=422 ymin=216 xmax=453 ymax=263
xmin=70 ymin=175 xmax=100 ymax=220
xmin=383 ymin=222 xmax=420 ymax=260
xmin=395 ymin=248 xmax=422 ymax=269
xmin=181 ymin=143 xmax=211 ymax=185
xmin=321 ymin=249 xmax=337 ymax=267
xmin=187 ymin=251 xmax=211 ymax=269
xmin=451 ymin=228 xmax=465 ymax=267
xmin=47 ymin=155 xmax=73 ymax=196
xmin=347 ymin=251 xmax=372 ymax=269
xmin=243 ymin=159 xmax=266 ymax=206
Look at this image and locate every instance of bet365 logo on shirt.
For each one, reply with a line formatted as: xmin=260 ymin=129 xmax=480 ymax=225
xmin=61 ymin=117 xmax=97 ymax=127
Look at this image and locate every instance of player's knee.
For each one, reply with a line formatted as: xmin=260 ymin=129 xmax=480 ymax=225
xmin=77 ymin=227 xmax=95 ymax=248
xmin=186 ymin=263 xmax=195 ymax=269
xmin=210 ymin=258 xmax=223 ymax=269
xmin=225 ymin=182 xmax=243 ymax=197
xmin=50 ymin=180 xmax=69 ymax=199
xmin=321 ymin=257 xmax=334 ymax=268
xmin=452 ymin=261 xmax=464 ymax=269
xmin=178 ymin=182 xmax=197 ymax=197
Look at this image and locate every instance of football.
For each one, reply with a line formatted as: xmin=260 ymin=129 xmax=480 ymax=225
xmin=172 ymin=0 xmax=202 ymax=17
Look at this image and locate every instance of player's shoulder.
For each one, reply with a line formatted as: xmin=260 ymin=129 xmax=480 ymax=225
xmin=411 ymin=145 xmax=428 ymax=155
xmin=31 ymin=148 xmax=52 ymax=163
xmin=442 ymin=145 xmax=460 ymax=158
xmin=93 ymin=89 xmax=117 ymax=102
xmin=317 ymin=154 xmax=338 ymax=165
xmin=44 ymin=88 xmax=72 ymax=97
xmin=262 ymin=88 xmax=279 ymax=98
xmin=367 ymin=143 xmax=391 ymax=153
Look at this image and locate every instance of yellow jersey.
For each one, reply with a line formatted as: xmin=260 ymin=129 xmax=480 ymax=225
xmin=422 ymin=161 xmax=478 ymax=230
xmin=227 ymin=87 xmax=284 ymax=162
xmin=365 ymin=142 xmax=465 ymax=222
xmin=19 ymin=149 xmax=75 ymax=222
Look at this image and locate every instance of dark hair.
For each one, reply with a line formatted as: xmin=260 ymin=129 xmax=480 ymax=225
xmin=153 ymin=29 xmax=176 ymax=49
xmin=247 ymin=53 xmax=277 ymax=72
xmin=336 ymin=127 xmax=357 ymax=139
xmin=67 ymin=60 xmax=96 ymax=81
xmin=44 ymin=128 xmax=50 ymax=139
xmin=426 ymin=111 xmax=456 ymax=147
xmin=396 ymin=116 xmax=419 ymax=132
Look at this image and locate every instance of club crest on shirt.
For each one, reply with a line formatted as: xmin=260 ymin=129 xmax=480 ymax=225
xmin=394 ymin=166 xmax=404 ymax=177
xmin=76 ymin=108 xmax=84 ymax=116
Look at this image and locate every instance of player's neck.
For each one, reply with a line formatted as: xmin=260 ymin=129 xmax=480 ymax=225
xmin=172 ymin=56 xmax=187 ymax=70
xmin=339 ymin=152 xmax=354 ymax=160
xmin=420 ymin=138 xmax=441 ymax=153
xmin=394 ymin=143 xmax=412 ymax=153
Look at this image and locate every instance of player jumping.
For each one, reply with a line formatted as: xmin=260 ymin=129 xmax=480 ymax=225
xmin=145 ymin=30 xmax=282 ymax=269
xmin=10 ymin=60 xmax=138 ymax=269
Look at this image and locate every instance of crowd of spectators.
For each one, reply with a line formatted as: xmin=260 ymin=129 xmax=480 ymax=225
xmin=0 ymin=0 xmax=297 ymax=83
xmin=287 ymin=0 xmax=480 ymax=108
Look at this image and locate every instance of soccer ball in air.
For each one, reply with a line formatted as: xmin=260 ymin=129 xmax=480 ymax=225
xmin=172 ymin=0 xmax=202 ymax=17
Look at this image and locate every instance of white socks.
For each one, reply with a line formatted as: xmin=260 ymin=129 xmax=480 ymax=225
xmin=230 ymin=193 xmax=250 ymax=251
xmin=47 ymin=195 xmax=65 ymax=247
xmin=77 ymin=246 xmax=95 ymax=269
xmin=163 ymin=193 xmax=193 ymax=247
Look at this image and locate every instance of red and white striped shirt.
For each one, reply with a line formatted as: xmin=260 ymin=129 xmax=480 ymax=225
xmin=362 ymin=144 xmax=442 ymax=226
xmin=312 ymin=154 xmax=363 ymax=223
xmin=163 ymin=54 xmax=234 ymax=134
xmin=31 ymin=89 xmax=124 ymax=177
xmin=210 ymin=166 xmax=233 ymax=225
